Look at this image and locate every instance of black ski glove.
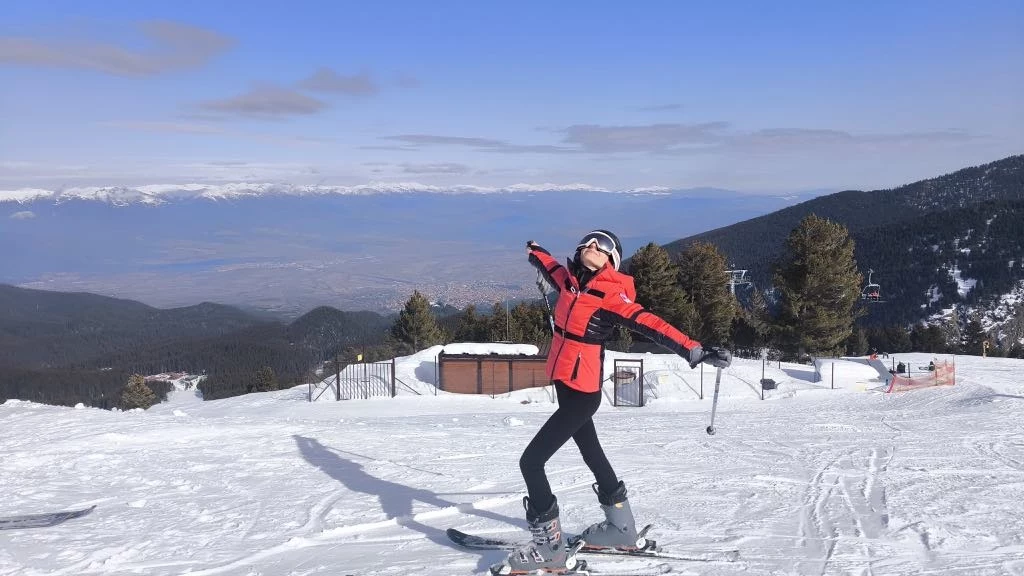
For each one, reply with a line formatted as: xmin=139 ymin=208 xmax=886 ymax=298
xmin=687 ymin=346 xmax=732 ymax=369
xmin=526 ymin=240 xmax=550 ymax=256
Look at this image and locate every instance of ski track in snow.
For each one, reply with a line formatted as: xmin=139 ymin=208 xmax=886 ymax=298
xmin=2 ymin=352 xmax=1024 ymax=575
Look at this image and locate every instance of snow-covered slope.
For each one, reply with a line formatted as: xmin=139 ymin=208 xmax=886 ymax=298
xmin=2 ymin=350 xmax=1023 ymax=575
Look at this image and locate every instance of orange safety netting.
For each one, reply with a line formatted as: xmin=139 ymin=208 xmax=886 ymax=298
xmin=886 ymin=360 xmax=956 ymax=393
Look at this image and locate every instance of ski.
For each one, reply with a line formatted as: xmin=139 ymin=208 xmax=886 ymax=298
xmin=0 ymin=505 xmax=96 ymax=531
xmin=449 ymin=525 xmax=656 ymax=552
xmin=448 ymin=527 xmax=739 ymax=564
xmin=448 ymin=527 xmax=520 ymax=550
xmin=488 ymin=559 xmax=673 ymax=576
xmin=581 ymin=561 xmax=673 ymax=575
xmin=579 ymin=546 xmax=738 ymax=563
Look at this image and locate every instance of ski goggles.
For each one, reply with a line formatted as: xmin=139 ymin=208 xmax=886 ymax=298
xmin=576 ymin=232 xmax=616 ymax=256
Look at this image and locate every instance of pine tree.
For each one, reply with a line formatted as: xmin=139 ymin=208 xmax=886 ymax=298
xmin=962 ymin=319 xmax=987 ymax=355
xmin=1008 ymin=343 xmax=1024 ymax=359
xmin=731 ymin=288 xmax=772 ymax=355
xmin=747 ymin=288 xmax=773 ymax=347
xmin=628 ymin=242 xmax=691 ymax=328
xmin=773 ymin=214 xmax=863 ymax=356
xmin=251 ymin=366 xmax=278 ymax=392
xmin=480 ymin=301 xmax=549 ymax=346
xmin=120 ymin=374 xmax=156 ymax=410
xmin=509 ymin=301 xmax=550 ymax=346
xmin=487 ymin=302 xmax=512 ymax=342
xmin=607 ymin=326 xmax=634 ymax=352
xmin=454 ymin=304 xmax=490 ymax=342
xmin=390 ymin=290 xmax=444 ymax=353
xmin=676 ymin=241 xmax=737 ymax=345
xmin=915 ymin=324 xmax=948 ymax=353
xmin=885 ymin=325 xmax=912 ymax=352
xmin=846 ymin=326 xmax=869 ymax=356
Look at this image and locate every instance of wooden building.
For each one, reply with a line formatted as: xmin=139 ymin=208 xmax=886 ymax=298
xmin=437 ymin=348 xmax=549 ymax=395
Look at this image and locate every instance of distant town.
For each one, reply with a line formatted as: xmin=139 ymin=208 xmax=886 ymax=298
xmin=360 ymin=281 xmax=539 ymax=315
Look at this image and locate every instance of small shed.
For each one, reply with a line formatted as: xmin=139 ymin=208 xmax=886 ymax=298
xmin=438 ymin=347 xmax=549 ymax=395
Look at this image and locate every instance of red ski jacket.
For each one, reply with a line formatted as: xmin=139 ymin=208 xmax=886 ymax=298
xmin=529 ymin=245 xmax=701 ymax=393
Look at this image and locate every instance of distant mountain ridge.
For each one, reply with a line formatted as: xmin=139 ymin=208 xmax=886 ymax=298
xmin=0 ymin=284 xmax=394 ymax=406
xmin=1 ymin=187 xmax=821 ymax=316
xmin=0 ymin=284 xmax=264 ymax=368
xmin=0 ymin=284 xmax=393 ymax=370
xmin=658 ymin=154 xmax=1024 ymax=326
xmin=0 ymin=182 xmax=741 ymax=205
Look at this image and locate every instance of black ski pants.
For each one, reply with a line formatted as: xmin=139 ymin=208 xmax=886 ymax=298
xmin=519 ymin=380 xmax=619 ymax=513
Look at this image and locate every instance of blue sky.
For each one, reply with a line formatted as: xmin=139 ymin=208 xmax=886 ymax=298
xmin=1 ymin=0 xmax=1021 ymax=193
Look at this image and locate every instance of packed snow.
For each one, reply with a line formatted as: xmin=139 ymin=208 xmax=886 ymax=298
xmin=3 ymin=347 xmax=1024 ymax=576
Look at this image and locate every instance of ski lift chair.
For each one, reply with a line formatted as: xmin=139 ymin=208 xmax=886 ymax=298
xmin=861 ymin=269 xmax=883 ymax=303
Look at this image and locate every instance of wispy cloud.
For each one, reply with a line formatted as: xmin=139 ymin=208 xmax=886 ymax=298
xmin=560 ymin=122 xmax=729 ymax=153
xmin=299 ymin=68 xmax=378 ymax=95
xmin=381 ymin=134 xmax=577 ymax=154
xmin=400 ymin=162 xmax=469 ymax=175
xmin=362 ymin=161 xmax=471 ymax=175
xmin=9 ymin=210 xmax=36 ymax=220
xmin=98 ymin=120 xmax=226 ymax=135
xmin=559 ymin=123 xmax=977 ymax=154
xmin=358 ymin=145 xmax=419 ymax=152
xmin=396 ymin=74 xmax=420 ymax=89
xmin=98 ymin=119 xmax=330 ymax=146
xmin=0 ymin=161 xmax=93 ymax=183
xmin=174 ymin=162 xmax=323 ymax=181
xmin=380 ymin=123 xmax=978 ymax=159
xmin=0 ymin=20 xmax=231 ymax=76
xmin=635 ymin=103 xmax=683 ymax=112
xmin=735 ymin=127 xmax=976 ymax=151
xmin=198 ymin=84 xmax=328 ymax=118
xmin=398 ymin=162 xmax=471 ymax=174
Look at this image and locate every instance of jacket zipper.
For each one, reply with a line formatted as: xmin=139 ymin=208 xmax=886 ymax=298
xmin=551 ymin=284 xmax=581 ymax=377
xmin=570 ymin=352 xmax=581 ymax=381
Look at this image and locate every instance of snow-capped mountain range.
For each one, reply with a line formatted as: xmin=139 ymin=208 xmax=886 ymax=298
xmin=1 ymin=184 xmax=816 ymax=316
xmin=0 ymin=182 xmax=695 ymax=206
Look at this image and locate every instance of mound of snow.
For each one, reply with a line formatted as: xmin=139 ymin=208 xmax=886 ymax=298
xmin=815 ymin=358 xmax=885 ymax=389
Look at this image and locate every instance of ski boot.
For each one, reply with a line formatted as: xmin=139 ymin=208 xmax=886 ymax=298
xmin=490 ymin=496 xmax=582 ymax=575
xmin=574 ymin=481 xmax=646 ymax=550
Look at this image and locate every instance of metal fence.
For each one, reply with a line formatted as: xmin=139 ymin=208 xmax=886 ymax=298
xmin=309 ymin=359 xmax=396 ymax=401
xmin=612 ymin=358 xmax=645 ymax=407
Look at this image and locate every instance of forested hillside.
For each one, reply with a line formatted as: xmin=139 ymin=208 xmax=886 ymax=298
xmin=0 ymin=286 xmax=392 ymax=405
xmin=0 ymin=285 xmax=262 ymax=368
xmin=657 ymin=155 xmax=1024 ymax=326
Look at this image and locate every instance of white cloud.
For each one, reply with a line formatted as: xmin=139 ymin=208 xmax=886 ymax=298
xmin=198 ymin=84 xmax=328 ymax=118
xmin=384 ymin=124 xmax=978 ymax=157
xmin=381 ymin=134 xmax=577 ymax=154
xmin=9 ymin=210 xmax=36 ymax=219
xmin=0 ymin=21 xmax=232 ymax=76
xmin=300 ymin=68 xmax=378 ymax=96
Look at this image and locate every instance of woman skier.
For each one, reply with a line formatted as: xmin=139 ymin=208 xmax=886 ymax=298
xmin=493 ymin=230 xmax=732 ymax=575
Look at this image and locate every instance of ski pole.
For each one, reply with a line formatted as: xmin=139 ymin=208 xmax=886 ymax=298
xmin=536 ymin=270 xmax=555 ymax=335
xmin=706 ymin=366 xmax=723 ymax=435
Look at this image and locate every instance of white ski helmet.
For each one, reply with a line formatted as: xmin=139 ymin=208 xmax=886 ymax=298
xmin=576 ymin=229 xmax=623 ymax=271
